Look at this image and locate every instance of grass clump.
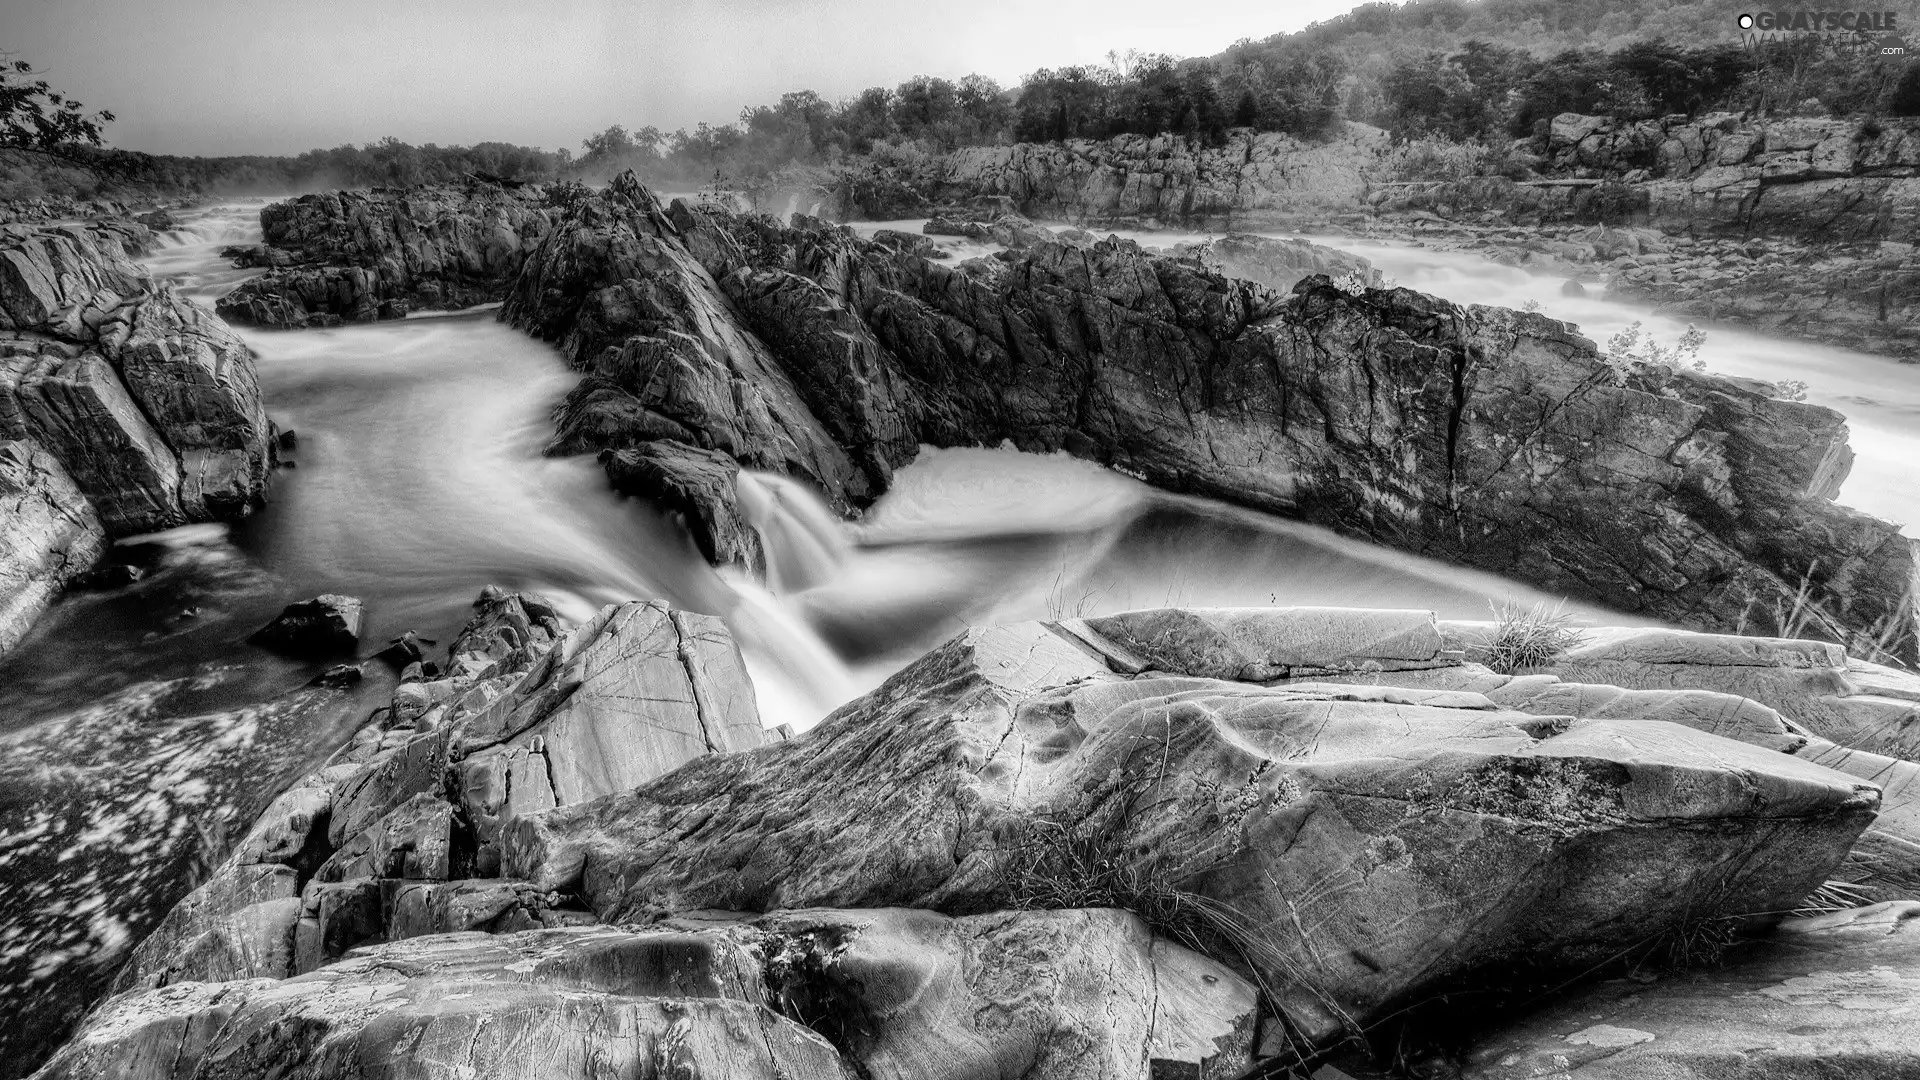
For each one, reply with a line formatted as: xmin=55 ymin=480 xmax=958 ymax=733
xmin=1480 ymin=600 xmax=1589 ymax=674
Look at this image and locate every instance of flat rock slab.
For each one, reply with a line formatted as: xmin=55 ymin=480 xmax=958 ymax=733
xmin=1463 ymin=902 xmax=1920 ymax=1078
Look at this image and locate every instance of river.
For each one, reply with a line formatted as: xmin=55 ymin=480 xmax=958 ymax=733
xmin=0 ymin=199 xmax=1912 ymax=1071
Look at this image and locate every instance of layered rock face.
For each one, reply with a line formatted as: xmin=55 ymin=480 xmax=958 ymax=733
xmin=506 ymin=174 xmax=1917 ymax=661
xmin=0 ymin=222 xmax=272 ymax=652
xmin=216 ymin=182 xmax=561 ymax=328
xmin=499 ymin=609 xmax=1878 ymax=1043
xmin=836 ymin=125 xmax=1388 ymax=224
xmin=51 ymin=601 xmax=1908 ymax=1078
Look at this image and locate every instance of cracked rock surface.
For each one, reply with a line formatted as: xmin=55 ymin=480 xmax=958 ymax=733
xmin=0 ymin=221 xmax=272 ymax=653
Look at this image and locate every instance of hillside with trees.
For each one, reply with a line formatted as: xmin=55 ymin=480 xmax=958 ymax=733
xmin=9 ymin=0 xmax=1920 ymax=202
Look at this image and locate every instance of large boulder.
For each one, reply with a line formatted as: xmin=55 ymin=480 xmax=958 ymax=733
xmin=215 ymin=182 xmax=561 ymax=328
xmin=502 ymin=610 xmax=1879 ymax=1044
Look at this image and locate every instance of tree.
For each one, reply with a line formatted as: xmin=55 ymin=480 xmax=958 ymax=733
xmin=2 ymin=56 xmax=114 ymax=157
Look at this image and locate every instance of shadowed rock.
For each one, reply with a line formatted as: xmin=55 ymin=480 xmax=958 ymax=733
xmin=215 ymin=183 xmax=561 ymax=328
xmin=247 ymin=594 xmax=364 ymax=657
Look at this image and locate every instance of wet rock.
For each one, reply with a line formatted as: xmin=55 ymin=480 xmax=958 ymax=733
xmin=0 ymin=439 xmax=104 ymax=653
xmin=1560 ymin=277 xmax=1587 ymax=296
xmin=1461 ymin=901 xmax=1920 ymax=1078
xmin=216 ymin=182 xmax=560 ymax=328
xmin=511 ymin=175 xmax=1919 ymax=660
xmin=1176 ymin=233 xmax=1381 ymax=292
xmin=247 ymin=594 xmax=364 ymax=656
xmin=503 ymin=613 xmax=1879 ymax=1044
xmin=0 ymin=222 xmax=271 ymax=656
xmin=306 ymin=663 xmax=361 ymax=689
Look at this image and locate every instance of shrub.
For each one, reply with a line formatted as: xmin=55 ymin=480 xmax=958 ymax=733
xmin=1480 ymin=600 xmax=1588 ymax=673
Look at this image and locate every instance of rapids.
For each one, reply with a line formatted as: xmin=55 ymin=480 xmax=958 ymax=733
xmin=1 ymin=198 xmax=1911 ymax=1069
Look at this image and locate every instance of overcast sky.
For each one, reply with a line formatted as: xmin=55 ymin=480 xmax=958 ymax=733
xmin=7 ymin=0 xmax=1360 ymax=156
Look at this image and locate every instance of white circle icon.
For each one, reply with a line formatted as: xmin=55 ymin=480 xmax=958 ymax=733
xmin=1738 ymin=13 xmax=1754 ymax=28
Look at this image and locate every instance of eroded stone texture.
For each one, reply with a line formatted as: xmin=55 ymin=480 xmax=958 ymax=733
xmin=502 ymin=613 xmax=1878 ymax=1043
xmin=1461 ymin=901 xmax=1920 ymax=1079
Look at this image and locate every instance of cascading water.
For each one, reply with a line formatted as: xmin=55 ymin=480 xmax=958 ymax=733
xmin=8 ymin=198 xmax=1904 ymax=1065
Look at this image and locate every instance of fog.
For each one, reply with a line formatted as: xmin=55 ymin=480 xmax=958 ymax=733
xmin=7 ymin=0 xmax=1358 ymax=157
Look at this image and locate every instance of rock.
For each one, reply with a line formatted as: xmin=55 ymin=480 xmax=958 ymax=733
xmin=0 ymin=222 xmax=271 ymax=657
xmin=247 ymin=594 xmax=364 ymax=656
xmin=751 ymin=907 xmax=1259 ymax=1079
xmin=450 ymin=599 xmax=769 ymax=856
xmin=0 ymin=439 xmax=104 ymax=653
xmin=1560 ymin=277 xmax=1587 ymax=296
xmin=49 ymin=910 xmax=1258 ymax=1080
xmin=502 ymin=612 xmax=1879 ymax=1045
xmin=306 ymin=663 xmax=361 ymax=688
xmin=1461 ymin=902 xmax=1920 ymax=1078
xmin=1177 ymin=233 xmax=1381 ymax=293
xmin=215 ymin=182 xmax=561 ymax=328
xmin=510 ymin=175 xmax=1919 ymax=660
xmin=0 ymin=677 xmax=367 ymax=1069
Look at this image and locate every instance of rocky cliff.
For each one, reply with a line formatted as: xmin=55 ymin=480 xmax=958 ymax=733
xmin=216 ymin=182 xmax=563 ymax=328
xmin=504 ymin=173 xmax=1918 ymax=663
xmin=835 ymin=124 xmax=1387 ymax=225
xmin=0 ymin=221 xmax=273 ymax=652
xmin=41 ymin=597 xmax=1920 ymax=1077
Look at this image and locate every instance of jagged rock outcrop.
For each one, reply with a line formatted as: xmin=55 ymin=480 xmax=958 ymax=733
xmin=99 ymin=587 xmax=775 ymax=1008
xmin=1459 ymin=900 xmax=1920 ymax=1078
xmin=502 ymin=609 xmax=1877 ymax=1044
xmin=0 ymin=222 xmax=272 ymax=652
xmin=215 ymin=182 xmax=562 ymax=328
xmin=508 ymin=174 xmax=1918 ymax=660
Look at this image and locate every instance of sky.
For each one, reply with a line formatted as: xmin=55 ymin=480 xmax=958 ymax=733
xmin=5 ymin=0 xmax=1361 ymax=157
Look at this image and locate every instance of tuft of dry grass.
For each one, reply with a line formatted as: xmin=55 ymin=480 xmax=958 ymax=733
xmin=1479 ymin=600 xmax=1589 ymax=674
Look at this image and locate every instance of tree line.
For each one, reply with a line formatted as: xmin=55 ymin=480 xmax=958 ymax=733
xmin=12 ymin=0 xmax=1920 ymax=203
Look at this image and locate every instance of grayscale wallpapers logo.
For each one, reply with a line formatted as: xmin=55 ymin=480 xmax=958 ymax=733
xmin=1737 ymin=10 xmax=1910 ymax=54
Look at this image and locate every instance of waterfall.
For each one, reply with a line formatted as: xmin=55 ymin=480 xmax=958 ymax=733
xmin=736 ymin=471 xmax=852 ymax=595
